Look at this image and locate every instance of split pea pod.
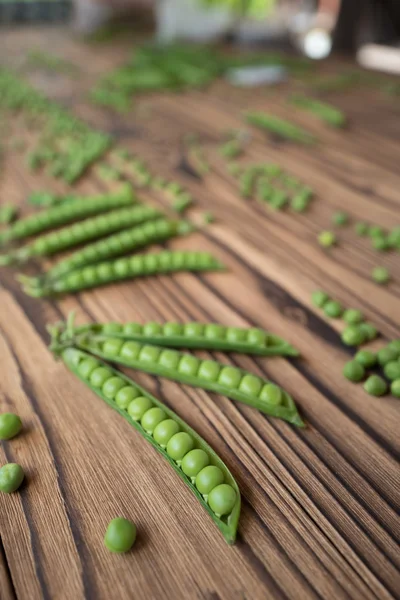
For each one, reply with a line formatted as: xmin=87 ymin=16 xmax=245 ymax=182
xmin=22 ymin=251 xmax=225 ymax=297
xmin=68 ymin=320 xmax=299 ymax=357
xmin=56 ymin=345 xmax=241 ymax=544
xmin=0 ymin=184 xmax=135 ymax=247
xmin=71 ymin=333 xmax=304 ymax=426
xmin=2 ymin=204 xmax=160 ymax=266
xmin=23 ymin=219 xmax=193 ymax=285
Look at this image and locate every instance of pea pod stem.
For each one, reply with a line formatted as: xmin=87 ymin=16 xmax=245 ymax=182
xmin=63 ymin=333 xmax=304 ymax=427
xmin=57 ymin=345 xmax=241 ymax=544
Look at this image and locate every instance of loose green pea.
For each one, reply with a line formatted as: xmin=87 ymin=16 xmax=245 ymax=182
xmin=343 ymin=361 xmax=365 ymax=382
xmin=372 ymin=236 xmax=390 ymax=252
xmin=318 ymin=230 xmax=336 ymax=247
xmin=90 ymin=367 xmax=113 ymax=388
xmin=359 ymin=323 xmax=378 ymax=341
xmin=343 ymin=309 xmax=364 ymax=325
xmin=102 ymin=377 xmax=126 ymax=400
xmin=0 ymin=463 xmax=25 ymax=494
xmin=104 ymin=517 xmax=136 ymax=553
xmin=128 ymin=396 xmax=153 ymax=421
xmin=341 ymin=326 xmax=365 ymax=346
xmin=311 ymin=290 xmax=330 ymax=308
xmin=195 ymin=465 xmax=224 ymax=495
xmin=181 ymin=449 xmax=210 ymax=479
xmin=355 ymin=222 xmax=368 ymax=236
xmin=197 ymin=360 xmax=220 ymax=382
xmin=354 ymin=350 xmax=376 ymax=368
xmin=372 ymin=266 xmax=390 ymax=285
xmin=208 ymin=484 xmax=236 ymax=517
xmin=332 ymin=211 xmax=349 ymax=226
xmin=166 ymin=432 xmax=194 ymax=461
xmin=141 ymin=407 xmax=167 ymax=433
xmin=0 ymin=413 xmax=22 ymax=440
xmin=369 ymin=226 xmax=384 ymax=238
xmin=384 ymin=361 xmax=400 ymax=381
xmin=259 ymin=383 xmax=282 ymax=406
xmin=290 ymin=195 xmax=309 ymax=212
xmin=323 ymin=300 xmax=343 ymax=318
xmin=115 ymin=386 xmax=140 ymax=410
xmin=377 ymin=347 xmax=398 ymax=366
xmin=153 ymin=419 xmax=180 ymax=447
xmin=364 ymin=375 xmax=387 ymax=396
xmin=390 ymin=379 xmax=400 ymax=397
xmin=78 ymin=357 xmax=99 ymax=379
xmin=388 ymin=340 xmax=400 ymax=353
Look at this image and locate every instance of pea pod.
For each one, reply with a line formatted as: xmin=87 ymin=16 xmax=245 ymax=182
xmin=289 ymin=95 xmax=346 ymax=128
xmin=22 ymin=251 xmax=225 ymax=297
xmin=66 ymin=332 xmax=303 ymax=427
xmin=245 ymin=111 xmax=316 ymax=145
xmin=1 ymin=204 xmax=160 ymax=266
xmin=0 ymin=184 xmax=135 ymax=247
xmin=68 ymin=320 xmax=299 ymax=357
xmin=56 ymin=345 xmax=241 ymax=544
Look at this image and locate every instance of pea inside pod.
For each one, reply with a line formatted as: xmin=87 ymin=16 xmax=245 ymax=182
xmin=57 ymin=345 xmax=241 ymax=545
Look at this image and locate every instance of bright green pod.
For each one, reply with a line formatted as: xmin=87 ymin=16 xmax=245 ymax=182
xmin=72 ymin=331 xmax=304 ymax=427
xmin=56 ymin=346 xmax=241 ymax=545
xmin=69 ymin=320 xmax=299 ymax=357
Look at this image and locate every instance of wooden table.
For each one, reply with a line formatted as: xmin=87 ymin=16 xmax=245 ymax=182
xmin=0 ymin=28 xmax=399 ymax=600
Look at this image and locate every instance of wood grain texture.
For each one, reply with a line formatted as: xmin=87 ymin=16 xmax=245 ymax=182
xmin=0 ymin=27 xmax=400 ymax=600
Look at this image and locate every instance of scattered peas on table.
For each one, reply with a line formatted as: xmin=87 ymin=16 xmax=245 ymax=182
xmin=0 ymin=463 xmax=25 ymax=494
xmin=104 ymin=518 xmax=137 ymax=553
xmin=0 ymin=413 xmax=22 ymax=440
xmin=318 ymin=231 xmax=337 ymax=248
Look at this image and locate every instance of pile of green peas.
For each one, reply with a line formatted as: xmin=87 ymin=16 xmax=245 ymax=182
xmin=343 ymin=341 xmax=400 ymax=397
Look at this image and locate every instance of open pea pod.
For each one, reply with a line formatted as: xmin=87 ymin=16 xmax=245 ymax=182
xmin=57 ymin=345 xmax=241 ymax=545
xmin=69 ymin=332 xmax=304 ymax=427
xmin=68 ymin=320 xmax=299 ymax=357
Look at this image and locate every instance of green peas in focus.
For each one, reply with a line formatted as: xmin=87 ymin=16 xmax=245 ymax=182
xmin=0 ymin=413 xmax=22 ymax=440
xmin=208 ymin=484 xmax=236 ymax=516
xmin=343 ymin=361 xmax=365 ymax=382
xmin=128 ymin=396 xmax=153 ymax=421
xmin=0 ymin=463 xmax=25 ymax=493
xmin=140 ymin=407 xmax=166 ymax=433
xmin=102 ymin=377 xmax=126 ymax=400
xmin=181 ymin=449 xmax=210 ymax=479
xmin=364 ymin=375 xmax=387 ymax=396
xmin=166 ymin=432 xmax=194 ymax=461
xmin=115 ymin=386 xmax=140 ymax=410
xmin=195 ymin=465 xmax=224 ymax=495
xmin=260 ymin=383 xmax=282 ymax=405
xmin=104 ymin=517 xmax=136 ymax=553
xmin=153 ymin=419 xmax=180 ymax=447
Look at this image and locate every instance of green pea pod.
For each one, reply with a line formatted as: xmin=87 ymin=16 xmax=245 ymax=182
xmin=68 ymin=320 xmax=299 ymax=357
xmin=70 ymin=333 xmax=304 ymax=427
xmin=289 ymin=94 xmax=346 ymax=128
xmin=58 ymin=345 xmax=241 ymax=544
xmin=245 ymin=111 xmax=316 ymax=145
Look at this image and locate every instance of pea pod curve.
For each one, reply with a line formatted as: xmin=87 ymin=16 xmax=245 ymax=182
xmin=68 ymin=332 xmax=304 ymax=427
xmin=56 ymin=345 xmax=241 ymax=544
xmin=67 ymin=320 xmax=299 ymax=357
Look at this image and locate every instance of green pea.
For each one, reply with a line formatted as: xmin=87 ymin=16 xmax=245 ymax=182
xmin=115 ymin=386 xmax=140 ymax=410
xmin=113 ymin=259 xmax=130 ymax=277
xmin=90 ymin=367 xmax=114 ymax=388
xmin=371 ymin=266 xmax=390 ymax=285
xmin=103 ymin=323 xmax=123 ymax=335
xmin=184 ymin=323 xmax=204 ymax=337
xmin=290 ymin=195 xmax=309 ymax=212
xmin=343 ymin=361 xmax=365 ymax=382
xmin=104 ymin=517 xmax=136 ymax=553
xmin=158 ymin=349 xmax=180 ymax=370
xmin=153 ymin=419 xmax=180 ymax=447
xmin=259 ymin=383 xmax=282 ymax=406
xmin=369 ymin=226 xmax=384 ymax=238
xmin=205 ymin=324 xmax=225 ymax=340
xmin=102 ymin=377 xmax=126 ymax=400
xmin=390 ymin=379 xmax=400 ymax=397
xmin=323 ymin=300 xmax=343 ymax=318
xmin=120 ymin=342 xmax=141 ymax=360
xmin=372 ymin=236 xmax=390 ymax=251
xmin=341 ymin=326 xmax=365 ymax=346
xmin=123 ymin=322 xmax=142 ymax=336
xmin=143 ymin=322 xmax=163 ymax=336
xmin=383 ymin=361 xmax=400 ymax=381
xmin=359 ymin=323 xmax=378 ymax=341
xmin=355 ymin=222 xmax=368 ymax=236
xmin=363 ymin=375 xmax=387 ymax=396
xmin=318 ymin=230 xmax=336 ymax=247
xmin=195 ymin=465 xmax=224 ymax=495
xmin=0 ymin=463 xmax=25 ymax=494
xmin=388 ymin=339 xmax=400 ymax=353
xmin=178 ymin=356 xmax=200 ymax=377
xmin=181 ymin=449 xmax=210 ymax=479
xmin=141 ymin=407 xmax=167 ymax=433
xmin=332 ymin=211 xmax=349 ymax=226
xmin=103 ymin=339 xmax=124 ymax=356
xmin=311 ymin=290 xmax=330 ymax=308
xmin=377 ymin=347 xmax=398 ymax=366
xmin=226 ymin=327 xmax=246 ymax=343
xmin=78 ymin=358 xmax=100 ymax=380
xmin=343 ymin=309 xmax=364 ymax=325
xmin=166 ymin=432 xmax=194 ymax=461
xmin=82 ymin=267 xmax=97 ymax=285
xmin=0 ymin=413 xmax=22 ymax=440
xmin=66 ymin=271 xmax=84 ymax=289
xmin=218 ymin=367 xmax=242 ymax=388
xmin=247 ymin=329 xmax=267 ymax=346
xmin=208 ymin=484 xmax=236 ymax=516
xmin=128 ymin=396 xmax=153 ymax=421
xmin=354 ymin=350 xmax=376 ymax=368
xmin=163 ymin=322 xmax=183 ymax=337
xmin=239 ymin=374 xmax=262 ymax=396
xmin=197 ymin=360 xmax=220 ymax=382
xmin=138 ymin=346 xmax=161 ymax=363
xmin=97 ymin=263 xmax=114 ymax=281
